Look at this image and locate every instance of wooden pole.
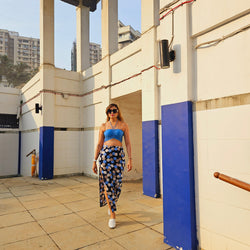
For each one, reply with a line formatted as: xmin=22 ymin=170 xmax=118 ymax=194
xmin=214 ymin=172 xmax=250 ymax=192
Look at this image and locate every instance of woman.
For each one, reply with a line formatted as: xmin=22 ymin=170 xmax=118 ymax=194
xmin=92 ymin=103 xmax=132 ymax=229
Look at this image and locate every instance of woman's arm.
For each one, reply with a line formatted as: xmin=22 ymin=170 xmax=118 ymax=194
xmin=124 ymin=123 xmax=132 ymax=172
xmin=92 ymin=124 xmax=105 ymax=174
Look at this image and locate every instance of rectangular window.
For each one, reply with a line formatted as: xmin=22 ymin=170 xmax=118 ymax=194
xmin=0 ymin=114 xmax=19 ymax=129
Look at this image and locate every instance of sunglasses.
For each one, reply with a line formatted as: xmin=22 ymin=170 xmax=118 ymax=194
xmin=107 ymin=109 xmax=118 ymax=114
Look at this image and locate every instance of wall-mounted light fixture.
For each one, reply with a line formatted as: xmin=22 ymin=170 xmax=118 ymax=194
xmin=35 ymin=103 xmax=42 ymax=114
xmin=159 ymin=39 xmax=176 ymax=68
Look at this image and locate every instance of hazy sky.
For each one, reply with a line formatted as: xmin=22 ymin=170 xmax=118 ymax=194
xmin=0 ymin=0 xmax=141 ymax=70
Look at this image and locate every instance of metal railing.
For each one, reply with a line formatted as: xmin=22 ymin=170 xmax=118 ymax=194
xmin=214 ymin=172 xmax=250 ymax=192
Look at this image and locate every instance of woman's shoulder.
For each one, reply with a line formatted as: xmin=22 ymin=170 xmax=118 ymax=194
xmin=100 ymin=123 xmax=107 ymax=131
xmin=119 ymin=121 xmax=128 ymax=131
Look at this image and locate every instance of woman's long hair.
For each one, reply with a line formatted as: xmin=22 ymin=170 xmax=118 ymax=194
xmin=105 ymin=103 xmax=124 ymax=122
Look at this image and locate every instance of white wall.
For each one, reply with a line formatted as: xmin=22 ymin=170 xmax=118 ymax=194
xmin=0 ymin=87 xmax=20 ymax=114
xmin=0 ymin=132 xmax=19 ymax=176
xmin=21 ymin=131 xmax=39 ymax=176
xmin=54 ymin=131 xmax=81 ymax=175
xmin=112 ymin=91 xmax=142 ymax=181
xmin=19 ymin=73 xmax=42 ymax=176
xmin=158 ymin=0 xmax=250 ymax=249
xmin=194 ymin=105 xmax=250 ymax=250
xmin=0 ymin=87 xmax=20 ymax=177
xmin=20 ymin=72 xmax=42 ymax=131
xmin=191 ymin=1 xmax=250 ymax=249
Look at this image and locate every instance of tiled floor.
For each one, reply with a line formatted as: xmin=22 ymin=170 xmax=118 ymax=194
xmin=0 ymin=175 xmax=174 ymax=250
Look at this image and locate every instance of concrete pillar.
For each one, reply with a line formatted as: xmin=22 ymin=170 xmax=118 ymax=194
xmin=141 ymin=0 xmax=160 ymax=34
xmin=101 ymin=0 xmax=118 ymax=58
xmin=76 ymin=2 xmax=90 ymax=72
xmin=141 ymin=0 xmax=160 ymax=121
xmin=160 ymin=4 xmax=197 ymax=249
xmin=39 ymin=0 xmax=55 ymax=179
xmin=40 ymin=0 xmax=54 ymax=66
xmin=141 ymin=0 xmax=160 ymax=198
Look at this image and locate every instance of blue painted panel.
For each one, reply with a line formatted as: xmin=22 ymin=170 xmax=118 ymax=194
xmin=161 ymin=101 xmax=197 ymax=250
xmin=18 ymin=131 xmax=21 ymax=175
xmin=39 ymin=126 xmax=54 ymax=180
xmin=142 ymin=120 xmax=160 ymax=198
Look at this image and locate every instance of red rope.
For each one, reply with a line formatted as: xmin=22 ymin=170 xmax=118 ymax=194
xmin=160 ymin=0 xmax=195 ymax=21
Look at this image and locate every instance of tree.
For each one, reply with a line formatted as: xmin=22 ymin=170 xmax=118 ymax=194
xmin=0 ymin=55 xmax=12 ymax=82
xmin=6 ymin=62 xmax=31 ymax=86
xmin=0 ymin=55 xmax=37 ymax=87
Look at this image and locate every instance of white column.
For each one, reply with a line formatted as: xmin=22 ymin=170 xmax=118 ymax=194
xmin=101 ymin=0 xmax=118 ymax=58
xmin=141 ymin=0 xmax=160 ymax=34
xmin=40 ymin=0 xmax=54 ymax=66
xmin=141 ymin=0 xmax=160 ymax=121
xmin=76 ymin=2 xmax=90 ymax=72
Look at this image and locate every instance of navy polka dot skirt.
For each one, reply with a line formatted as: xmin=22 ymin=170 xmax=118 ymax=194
xmin=99 ymin=145 xmax=125 ymax=212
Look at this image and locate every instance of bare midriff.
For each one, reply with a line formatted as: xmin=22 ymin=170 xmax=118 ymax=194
xmin=104 ymin=138 xmax=123 ymax=147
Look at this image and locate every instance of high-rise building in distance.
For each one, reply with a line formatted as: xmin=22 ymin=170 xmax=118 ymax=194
xmin=118 ymin=20 xmax=141 ymax=49
xmin=71 ymin=41 xmax=102 ymax=71
xmin=0 ymin=29 xmax=40 ymax=70
xmin=71 ymin=21 xmax=141 ymax=71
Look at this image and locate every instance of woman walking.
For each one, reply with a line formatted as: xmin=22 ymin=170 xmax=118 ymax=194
xmin=92 ymin=103 xmax=132 ymax=229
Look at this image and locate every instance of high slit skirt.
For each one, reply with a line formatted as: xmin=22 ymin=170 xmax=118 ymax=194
xmin=99 ymin=145 xmax=125 ymax=212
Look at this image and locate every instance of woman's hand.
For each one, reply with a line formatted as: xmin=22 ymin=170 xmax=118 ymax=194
xmin=127 ymin=159 xmax=132 ymax=172
xmin=92 ymin=161 xmax=97 ymax=174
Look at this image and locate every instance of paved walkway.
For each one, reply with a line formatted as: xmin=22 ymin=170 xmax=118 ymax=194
xmin=0 ymin=175 xmax=173 ymax=250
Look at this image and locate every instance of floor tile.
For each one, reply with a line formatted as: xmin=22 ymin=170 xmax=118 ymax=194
xmin=45 ymin=188 xmax=77 ymax=198
xmin=20 ymin=197 xmax=61 ymax=210
xmin=0 ymin=192 xmax=13 ymax=199
xmin=18 ymin=193 xmax=50 ymax=202
xmin=29 ymin=204 xmax=72 ymax=220
xmin=0 ymin=222 xmax=45 ymax=246
xmin=67 ymin=183 xmax=90 ymax=190
xmin=80 ymin=239 xmax=125 ymax=249
xmin=77 ymin=207 xmax=107 ymax=222
xmin=53 ymin=193 xmax=87 ymax=204
xmin=0 ymin=176 xmax=166 ymax=250
xmin=53 ymin=178 xmax=82 ymax=187
xmin=79 ymin=177 xmax=98 ymax=185
xmin=114 ymin=227 xmax=170 ymax=250
xmin=0 ymin=198 xmax=26 ymax=216
xmin=50 ymin=224 xmax=109 ymax=250
xmin=2 ymin=179 xmax=29 ymax=188
xmin=125 ymin=206 xmax=163 ymax=227
xmin=151 ymin=222 xmax=164 ymax=234
xmin=0 ymin=211 xmax=34 ymax=228
xmin=0 ymin=235 xmax=59 ymax=249
xmin=136 ymin=197 xmax=163 ymax=208
xmin=0 ymin=184 xmax=9 ymax=193
xmin=38 ymin=213 xmax=87 ymax=234
xmin=88 ymin=214 xmax=146 ymax=238
xmin=9 ymin=187 xmax=40 ymax=197
xmin=72 ymin=185 xmax=97 ymax=195
xmin=65 ymin=198 xmax=98 ymax=212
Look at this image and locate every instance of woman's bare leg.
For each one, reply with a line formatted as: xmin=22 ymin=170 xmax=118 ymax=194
xmin=104 ymin=187 xmax=115 ymax=219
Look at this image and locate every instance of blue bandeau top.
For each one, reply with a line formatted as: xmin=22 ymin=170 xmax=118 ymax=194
xmin=104 ymin=129 xmax=124 ymax=142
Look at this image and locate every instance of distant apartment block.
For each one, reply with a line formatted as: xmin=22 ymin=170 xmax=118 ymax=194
xmin=71 ymin=41 xmax=77 ymax=71
xmin=71 ymin=21 xmax=140 ymax=71
xmin=71 ymin=41 xmax=102 ymax=71
xmin=0 ymin=29 xmax=40 ymax=70
xmin=90 ymin=42 xmax=102 ymax=66
xmin=118 ymin=20 xmax=141 ymax=49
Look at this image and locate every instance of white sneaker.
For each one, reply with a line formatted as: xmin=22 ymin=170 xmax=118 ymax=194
xmin=108 ymin=219 xmax=116 ymax=229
